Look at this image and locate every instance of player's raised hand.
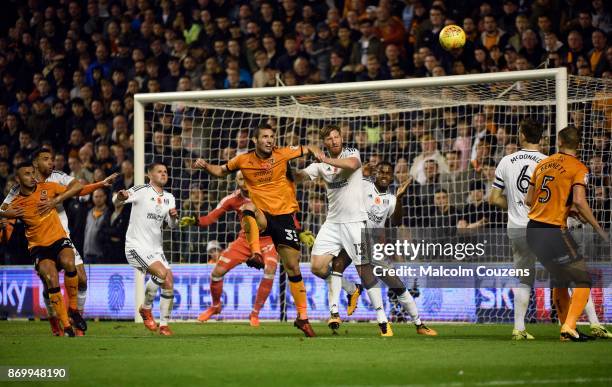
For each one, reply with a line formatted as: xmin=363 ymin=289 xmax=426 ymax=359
xmin=117 ymin=189 xmax=129 ymax=201
xmin=193 ymin=158 xmax=209 ymax=170
xmin=396 ymin=178 xmax=412 ymax=198
xmin=102 ymin=172 xmax=120 ymax=187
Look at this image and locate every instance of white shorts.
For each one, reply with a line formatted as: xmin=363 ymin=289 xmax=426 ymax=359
xmin=312 ymin=221 xmax=367 ymax=265
xmin=125 ymin=247 xmax=170 ymax=273
xmin=73 ymin=247 xmax=83 ymax=266
xmin=64 ymin=232 xmax=83 ymax=266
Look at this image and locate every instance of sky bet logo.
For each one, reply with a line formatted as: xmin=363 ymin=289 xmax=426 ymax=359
xmin=0 ymin=272 xmax=28 ymax=313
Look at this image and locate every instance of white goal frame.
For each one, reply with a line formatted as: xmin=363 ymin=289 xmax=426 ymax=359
xmin=132 ymin=68 xmax=568 ymax=322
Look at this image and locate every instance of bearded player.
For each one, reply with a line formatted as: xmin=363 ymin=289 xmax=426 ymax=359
xmin=115 ymin=162 xmax=178 ymax=336
xmin=2 ymin=148 xmax=118 ymax=336
xmin=0 ymin=162 xmax=86 ymax=336
xmin=180 ymin=171 xmax=279 ymax=327
xmin=295 ymin=125 xmax=393 ymax=336
xmin=194 ymin=123 xmax=320 ymax=337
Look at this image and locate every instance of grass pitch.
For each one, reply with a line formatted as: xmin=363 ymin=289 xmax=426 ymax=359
xmin=1 ymin=321 xmax=611 ymax=386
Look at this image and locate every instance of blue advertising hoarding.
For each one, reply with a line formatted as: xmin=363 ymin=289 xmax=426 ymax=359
xmin=1 ymin=264 xmax=609 ymax=323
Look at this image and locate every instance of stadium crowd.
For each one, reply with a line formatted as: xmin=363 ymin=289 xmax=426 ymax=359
xmin=0 ymin=0 xmax=611 ymax=265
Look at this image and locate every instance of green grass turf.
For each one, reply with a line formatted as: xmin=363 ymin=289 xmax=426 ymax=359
xmin=0 ymin=322 xmax=611 ymax=387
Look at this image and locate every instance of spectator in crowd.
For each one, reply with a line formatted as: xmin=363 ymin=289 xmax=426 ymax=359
xmin=457 ymin=181 xmax=490 ymax=229
xmin=410 ymin=134 xmax=450 ymax=184
xmin=83 ymin=188 xmax=111 ymax=264
xmin=426 ymin=188 xmax=461 ymax=228
xmin=1 ymin=0 xmax=610 ymax=266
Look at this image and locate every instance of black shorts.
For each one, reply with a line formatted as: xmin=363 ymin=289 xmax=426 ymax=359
xmin=526 ymin=220 xmax=591 ymax=287
xmin=263 ymin=212 xmax=301 ymax=251
xmin=30 ymin=238 xmax=74 ymax=268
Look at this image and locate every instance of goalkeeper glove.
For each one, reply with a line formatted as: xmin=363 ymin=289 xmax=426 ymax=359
xmin=179 ymin=216 xmax=197 ymax=228
xmin=246 ymin=253 xmax=264 ymax=270
xmin=299 ymin=230 xmax=315 ymax=248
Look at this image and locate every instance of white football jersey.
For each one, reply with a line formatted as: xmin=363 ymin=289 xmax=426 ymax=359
xmin=362 ymin=179 xmax=397 ymax=228
xmin=303 ymin=147 xmax=367 ymax=223
xmin=124 ymin=184 xmax=177 ymax=252
xmin=2 ymin=170 xmax=75 ymax=233
xmin=493 ymin=149 xmax=547 ymax=229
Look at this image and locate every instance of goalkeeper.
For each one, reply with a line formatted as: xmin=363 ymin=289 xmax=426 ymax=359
xmin=180 ymin=171 xmax=280 ymax=327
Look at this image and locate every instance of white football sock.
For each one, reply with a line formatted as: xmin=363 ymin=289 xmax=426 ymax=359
xmin=513 ymin=285 xmax=530 ymax=331
xmin=327 ymin=272 xmax=342 ymax=314
xmin=366 ymin=287 xmax=388 ymax=324
xmin=77 ymin=289 xmax=87 ymax=312
xmin=584 ymin=294 xmax=599 ymax=325
xmin=341 ymin=277 xmax=357 ymax=295
xmin=159 ymin=289 xmax=174 ymax=326
xmin=397 ymin=290 xmax=421 ymax=325
xmin=143 ymin=278 xmax=161 ymax=309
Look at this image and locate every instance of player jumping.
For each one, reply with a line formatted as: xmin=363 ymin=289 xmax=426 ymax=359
xmin=180 ymin=171 xmax=279 ymax=327
xmin=115 ymin=162 xmax=178 ymax=336
xmin=194 ymin=123 xmax=320 ymax=337
xmin=0 ymin=162 xmax=86 ymax=336
xmin=525 ymin=126 xmax=610 ymax=342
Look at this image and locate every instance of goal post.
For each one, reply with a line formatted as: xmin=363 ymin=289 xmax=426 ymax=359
xmin=131 ymin=68 xmax=611 ymax=323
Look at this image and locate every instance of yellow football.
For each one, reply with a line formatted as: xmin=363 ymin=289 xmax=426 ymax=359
xmin=439 ymin=25 xmax=466 ymax=51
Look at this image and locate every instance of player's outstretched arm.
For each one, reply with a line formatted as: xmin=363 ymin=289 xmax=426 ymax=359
xmin=391 ymin=178 xmax=411 ymax=226
xmin=79 ymin=173 xmax=120 ymax=196
xmin=38 ymin=180 xmax=84 ymax=215
xmin=193 ymin=158 xmax=230 ymax=177
xmin=489 ymin=187 xmax=508 ymax=210
xmin=113 ymin=189 xmax=130 ymax=206
xmin=166 ymin=207 xmax=179 ymax=229
xmin=198 ymin=206 xmax=228 ymax=227
xmin=572 ymin=185 xmax=609 ymax=242
xmin=0 ymin=203 xmax=25 ymax=219
xmin=316 ymin=153 xmax=361 ymax=172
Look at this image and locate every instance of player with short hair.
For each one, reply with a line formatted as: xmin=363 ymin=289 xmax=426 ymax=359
xmin=2 ymin=148 xmax=118 ymax=336
xmin=193 ymin=123 xmax=320 ymax=337
xmin=180 ymin=171 xmax=279 ymax=327
xmin=115 ymin=162 xmax=178 ymax=336
xmin=0 ymin=162 xmax=85 ymax=336
xmin=525 ymin=126 xmax=610 ymax=342
xmin=489 ymin=119 xmax=547 ymax=340
xmin=296 ymin=124 xmax=392 ymax=335
xmin=336 ymin=161 xmax=438 ymax=336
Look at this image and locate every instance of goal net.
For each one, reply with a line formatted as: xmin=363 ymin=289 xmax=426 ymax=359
xmin=136 ymin=70 xmax=611 ymax=323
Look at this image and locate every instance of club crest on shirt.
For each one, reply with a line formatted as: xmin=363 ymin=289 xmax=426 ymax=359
xmin=41 ymin=190 xmax=48 ymax=198
xmin=374 ymin=196 xmax=381 ymax=205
